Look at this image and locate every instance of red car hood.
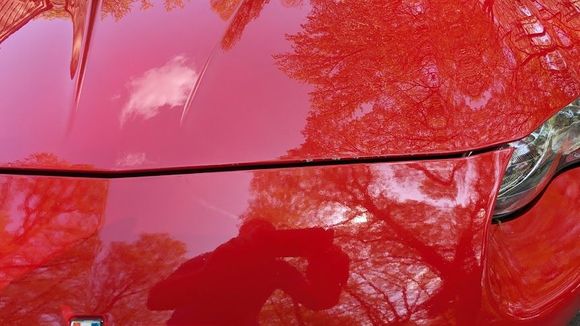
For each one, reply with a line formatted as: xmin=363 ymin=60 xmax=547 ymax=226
xmin=0 ymin=0 xmax=579 ymax=171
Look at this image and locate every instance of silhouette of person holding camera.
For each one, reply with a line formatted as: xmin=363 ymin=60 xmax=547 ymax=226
xmin=147 ymin=219 xmax=350 ymax=326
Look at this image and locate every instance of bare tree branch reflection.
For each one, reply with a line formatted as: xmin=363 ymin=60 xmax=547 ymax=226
xmin=0 ymin=154 xmax=186 ymax=325
xmin=243 ymin=156 xmax=502 ymax=324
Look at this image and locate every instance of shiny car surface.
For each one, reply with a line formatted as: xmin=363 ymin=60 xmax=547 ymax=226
xmin=0 ymin=0 xmax=578 ymax=325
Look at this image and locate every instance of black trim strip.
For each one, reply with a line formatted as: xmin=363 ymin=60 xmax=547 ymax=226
xmin=0 ymin=146 xmax=501 ymax=179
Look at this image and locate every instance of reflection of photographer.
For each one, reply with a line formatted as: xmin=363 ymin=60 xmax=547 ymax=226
xmin=147 ymin=219 xmax=350 ymax=326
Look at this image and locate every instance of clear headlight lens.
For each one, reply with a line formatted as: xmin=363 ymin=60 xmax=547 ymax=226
xmin=494 ymin=99 xmax=579 ymax=217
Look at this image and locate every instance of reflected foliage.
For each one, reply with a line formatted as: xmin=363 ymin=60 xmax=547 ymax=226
xmin=210 ymin=0 xmax=301 ymax=49
xmin=0 ymin=0 xmax=188 ymax=45
xmin=0 ymin=0 xmax=184 ymax=78
xmin=215 ymin=0 xmax=269 ymax=49
xmin=0 ymin=0 xmax=51 ymax=43
xmin=273 ymin=0 xmax=580 ymax=157
xmin=100 ymin=0 xmax=187 ymax=20
xmin=0 ymin=154 xmax=186 ymax=325
xmin=242 ymin=154 xmax=503 ymax=324
xmin=0 ymin=153 xmax=107 ymax=292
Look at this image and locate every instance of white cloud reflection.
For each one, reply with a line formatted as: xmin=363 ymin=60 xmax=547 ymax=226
xmin=116 ymin=152 xmax=147 ymax=167
xmin=120 ymin=56 xmax=198 ymax=125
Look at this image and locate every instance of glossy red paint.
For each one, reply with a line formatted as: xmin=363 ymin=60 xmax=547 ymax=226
xmin=1 ymin=0 xmax=579 ymax=325
xmin=0 ymin=150 xmax=576 ymax=325
xmin=0 ymin=0 xmax=579 ymax=170
xmin=485 ymin=168 xmax=580 ymax=325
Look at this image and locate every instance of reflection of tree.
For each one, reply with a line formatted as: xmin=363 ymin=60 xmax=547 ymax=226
xmin=101 ymin=0 xmax=186 ymax=20
xmin=0 ymin=153 xmax=186 ymax=325
xmin=1 ymin=0 xmax=187 ymax=79
xmin=38 ymin=0 xmax=188 ymax=20
xmin=0 ymin=234 xmax=186 ymax=325
xmin=210 ymin=0 xmax=272 ymax=50
xmin=0 ymin=153 xmax=107 ymax=292
xmin=209 ymin=5 xmax=577 ymax=322
xmin=482 ymin=0 xmax=580 ymax=101
xmin=243 ymin=155 xmax=501 ymax=324
xmin=0 ymin=0 xmax=51 ymax=43
xmin=87 ymin=234 xmax=186 ymax=325
xmin=274 ymin=0 xmax=579 ymax=158
xmin=0 ymin=0 xmax=188 ymax=44
xmin=210 ymin=0 xmax=300 ymax=49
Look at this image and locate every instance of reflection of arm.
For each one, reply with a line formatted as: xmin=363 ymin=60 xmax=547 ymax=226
xmin=273 ymin=259 xmax=310 ymax=305
xmin=276 ymin=246 xmax=350 ymax=311
xmin=147 ymin=252 xmax=210 ymax=310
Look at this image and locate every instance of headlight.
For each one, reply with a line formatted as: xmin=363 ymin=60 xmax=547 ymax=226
xmin=494 ymin=98 xmax=579 ymax=217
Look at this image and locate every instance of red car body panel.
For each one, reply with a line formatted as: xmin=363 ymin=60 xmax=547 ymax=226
xmin=0 ymin=150 xmax=577 ymax=325
xmin=486 ymin=167 xmax=580 ymax=325
xmin=0 ymin=0 xmax=578 ymax=325
xmin=0 ymin=0 xmax=579 ymax=170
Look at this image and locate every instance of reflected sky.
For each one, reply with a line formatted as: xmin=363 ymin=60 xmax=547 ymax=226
xmin=115 ymin=152 xmax=148 ymax=166
xmin=1 ymin=0 xmax=577 ymax=170
xmin=0 ymin=0 xmax=577 ymax=324
xmin=120 ymin=56 xmax=198 ymax=125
